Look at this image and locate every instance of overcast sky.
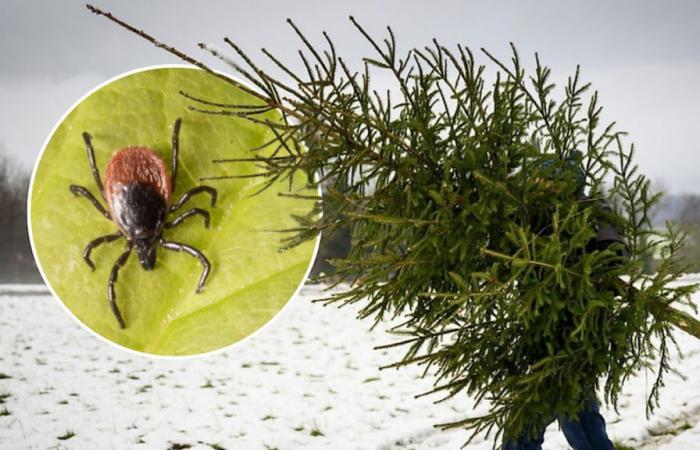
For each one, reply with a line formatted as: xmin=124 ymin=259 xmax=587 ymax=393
xmin=2 ymin=0 xmax=699 ymax=192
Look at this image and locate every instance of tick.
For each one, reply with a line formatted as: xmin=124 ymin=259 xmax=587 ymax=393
xmin=69 ymin=118 xmax=217 ymax=329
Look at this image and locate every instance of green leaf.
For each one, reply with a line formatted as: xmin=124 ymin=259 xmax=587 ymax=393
xmin=29 ymin=67 xmax=317 ymax=356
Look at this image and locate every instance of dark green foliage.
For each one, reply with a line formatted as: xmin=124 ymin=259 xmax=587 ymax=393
xmin=190 ymin=23 xmax=697 ymax=443
xmin=89 ymin=6 xmax=700 ymax=447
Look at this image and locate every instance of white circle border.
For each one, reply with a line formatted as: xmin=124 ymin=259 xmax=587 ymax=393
xmin=27 ymin=64 xmax=323 ymax=360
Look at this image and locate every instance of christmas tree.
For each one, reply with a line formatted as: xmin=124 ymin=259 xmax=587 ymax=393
xmin=90 ymin=5 xmax=700 ymax=444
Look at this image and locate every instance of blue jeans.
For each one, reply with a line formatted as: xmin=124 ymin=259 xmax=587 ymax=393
xmin=502 ymin=398 xmax=615 ymax=450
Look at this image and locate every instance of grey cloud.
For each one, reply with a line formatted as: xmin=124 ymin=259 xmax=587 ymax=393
xmin=2 ymin=0 xmax=700 ymax=83
xmin=1 ymin=0 xmax=700 ymax=192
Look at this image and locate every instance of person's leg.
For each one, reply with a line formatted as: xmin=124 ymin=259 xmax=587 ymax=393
xmin=559 ymin=415 xmax=594 ymax=450
xmin=559 ymin=397 xmax=615 ymax=450
xmin=578 ymin=398 xmax=615 ymax=450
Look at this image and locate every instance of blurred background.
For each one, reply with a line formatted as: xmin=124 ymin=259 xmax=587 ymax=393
xmin=1 ymin=0 xmax=700 ymax=282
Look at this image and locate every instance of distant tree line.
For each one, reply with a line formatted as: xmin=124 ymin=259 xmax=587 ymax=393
xmin=308 ymin=178 xmax=351 ymax=279
xmin=0 ymin=156 xmax=40 ymax=283
xmin=674 ymin=194 xmax=700 ymax=272
xmin=309 ymin=222 xmax=351 ymax=278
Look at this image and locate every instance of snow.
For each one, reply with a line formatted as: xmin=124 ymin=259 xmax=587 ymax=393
xmin=0 ymin=285 xmax=52 ymax=296
xmin=1 ymin=280 xmax=700 ymax=449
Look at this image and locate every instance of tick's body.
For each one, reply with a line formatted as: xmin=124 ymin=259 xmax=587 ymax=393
xmin=69 ymin=119 xmax=217 ymax=328
xmin=105 ymin=147 xmax=171 ymax=269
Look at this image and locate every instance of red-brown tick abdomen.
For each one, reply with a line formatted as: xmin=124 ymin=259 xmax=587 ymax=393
xmin=103 ymin=147 xmax=172 ymax=215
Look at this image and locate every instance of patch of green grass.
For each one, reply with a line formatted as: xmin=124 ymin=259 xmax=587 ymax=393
xmin=262 ymin=414 xmax=276 ymax=421
xmin=293 ymin=425 xmax=304 ymax=432
xmin=207 ymin=443 xmax=225 ymax=450
xmin=0 ymin=373 xmax=11 ymax=380
xmin=613 ymin=441 xmax=635 ymax=450
xmin=678 ymin=421 xmax=693 ymax=431
xmin=362 ymin=377 xmax=381 ymax=383
xmin=57 ymin=431 xmax=75 ymax=440
xmin=0 ymin=393 xmax=10 ymax=404
xmin=201 ymin=379 xmax=214 ymax=389
xmin=648 ymin=421 xmax=688 ymax=437
xmin=167 ymin=443 xmax=192 ymax=450
xmin=0 ymin=408 xmax=10 ymax=416
xmin=57 ymin=400 xmax=68 ymax=405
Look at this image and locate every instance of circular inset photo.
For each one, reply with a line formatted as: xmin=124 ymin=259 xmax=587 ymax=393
xmin=29 ymin=66 xmax=319 ymax=356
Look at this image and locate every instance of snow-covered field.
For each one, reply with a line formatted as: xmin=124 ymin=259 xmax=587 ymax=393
xmin=1 ymin=280 xmax=700 ymax=450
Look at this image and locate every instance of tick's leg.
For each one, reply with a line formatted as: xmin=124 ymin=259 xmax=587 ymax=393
xmin=171 ymin=118 xmax=182 ymax=194
xmin=69 ymin=185 xmax=111 ymax=219
xmin=83 ymin=232 xmax=123 ymax=270
xmin=169 ymin=185 xmax=217 ymax=212
xmin=165 ymin=208 xmax=210 ymax=229
xmin=82 ymin=132 xmax=105 ymax=197
xmin=108 ymin=244 xmax=132 ymax=329
xmin=159 ymin=239 xmax=210 ymax=293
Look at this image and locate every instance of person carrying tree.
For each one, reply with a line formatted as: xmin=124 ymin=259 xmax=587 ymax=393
xmin=502 ymin=150 xmax=626 ymax=450
xmin=86 ymin=7 xmax=700 ymax=446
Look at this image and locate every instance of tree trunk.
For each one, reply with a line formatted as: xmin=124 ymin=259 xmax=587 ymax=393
xmin=656 ymin=303 xmax=700 ymax=339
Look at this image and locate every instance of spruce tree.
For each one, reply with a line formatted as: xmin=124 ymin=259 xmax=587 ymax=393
xmin=90 ymin=5 xmax=700 ymax=444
